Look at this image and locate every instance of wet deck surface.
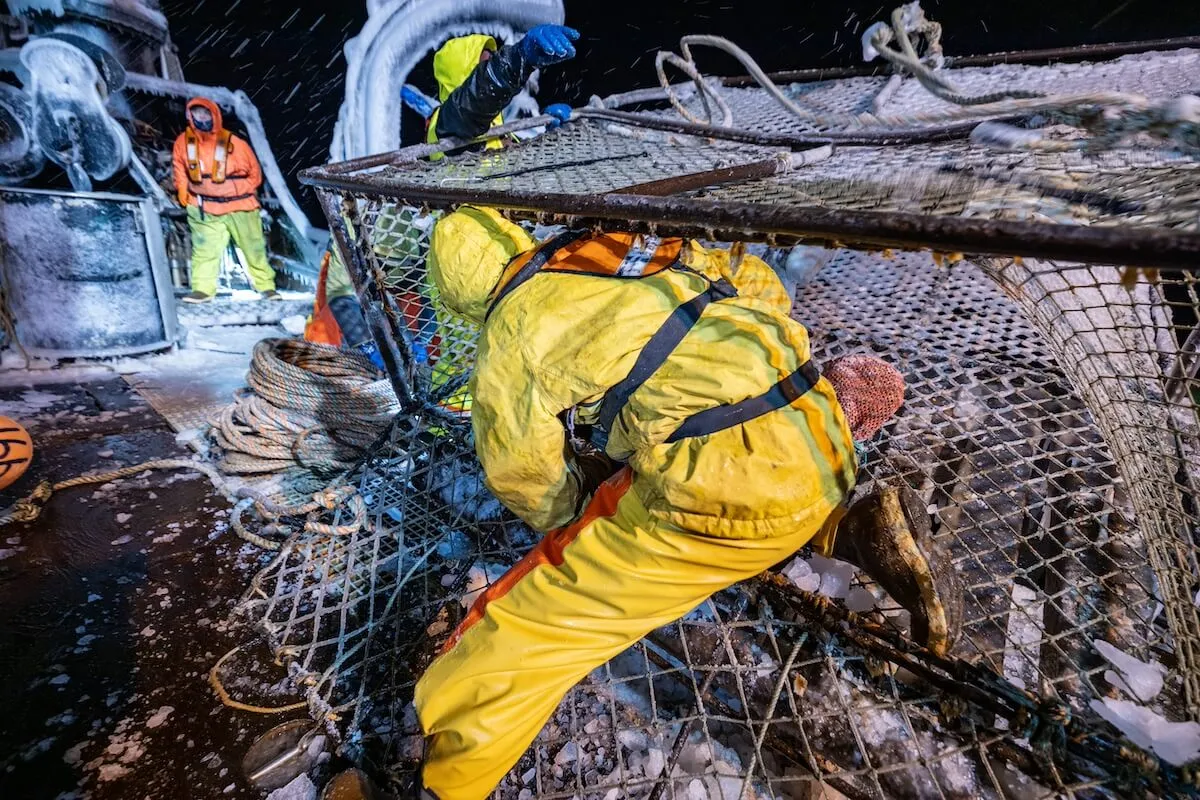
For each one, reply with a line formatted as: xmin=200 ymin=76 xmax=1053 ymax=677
xmin=0 ymin=377 xmax=299 ymax=799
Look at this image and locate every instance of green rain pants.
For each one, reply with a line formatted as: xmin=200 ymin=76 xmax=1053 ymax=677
xmin=187 ymin=206 xmax=276 ymax=296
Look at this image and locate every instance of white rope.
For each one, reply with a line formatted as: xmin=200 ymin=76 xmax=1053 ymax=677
xmin=652 ymin=4 xmax=1199 ymax=153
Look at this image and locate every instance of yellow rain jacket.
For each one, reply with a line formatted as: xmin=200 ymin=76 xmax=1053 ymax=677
xmin=429 ymin=206 xmax=857 ymax=537
xmin=416 ymin=207 xmax=859 ymax=799
xmin=427 ymin=34 xmax=502 ymax=149
xmin=421 ymin=34 xmax=509 ymax=407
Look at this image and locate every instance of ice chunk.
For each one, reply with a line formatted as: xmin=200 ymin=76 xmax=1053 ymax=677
xmin=146 ymin=706 xmax=174 ymax=729
xmin=265 ymin=773 xmax=317 ymax=800
xmin=553 ymin=742 xmax=578 ymax=765
xmin=1090 ymin=698 xmax=1200 ymax=766
xmin=436 ymin=530 xmax=472 ymax=560
xmin=685 ymin=778 xmax=708 ymax=800
xmin=644 ymin=747 xmax=666 ymax=779
xmin=782 ymin=557 xmax=821 ymax=593
xmin=810 ymin=554 xmax=854 ymax=600
xmin=280 ymin=315 xmax=308 ymax=336
xmin=97 ymin=763 xmax=131 ymax=782
xmin=846 ymin=587 xmax=877 ymax=613
xmin=755 ymin=652 xmax=778 ymax=678
xmin=616 ymin=729 xmax=648 ymax=751
xmin=1093 ymin=640 xmax=1166 ymax=702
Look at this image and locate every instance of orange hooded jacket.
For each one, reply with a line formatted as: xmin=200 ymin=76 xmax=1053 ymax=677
xmin=172 ymin=97 xmax=262 ymax=215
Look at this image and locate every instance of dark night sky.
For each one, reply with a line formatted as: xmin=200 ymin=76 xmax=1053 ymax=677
xmin=158 ymin=0 xmax=1200 ymax=223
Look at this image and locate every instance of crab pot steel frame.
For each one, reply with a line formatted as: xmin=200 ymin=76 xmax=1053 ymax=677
xmin=253 ymin=40 xmax=1200 ymax=799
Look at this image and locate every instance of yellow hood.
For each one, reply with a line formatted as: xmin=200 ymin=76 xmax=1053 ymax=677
xmin=433 ymin=34 xmax=498 ymax=101
xmin=427 ymin=206 xmax=535 ymax=324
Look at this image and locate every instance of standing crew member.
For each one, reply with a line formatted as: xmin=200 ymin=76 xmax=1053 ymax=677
xmin=173 ymin=98 xmax=279 ymax=304
xmin=415 ymin=215 xmax=965 ymax=799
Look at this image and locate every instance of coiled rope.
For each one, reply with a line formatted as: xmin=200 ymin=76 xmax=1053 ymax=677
xmin=210 ymin=338 xmax=399 ymax=477
xmin=2 ymin=339 xmax=398 ymax=553
xmin=862 ymin=2 xmax=1045 ymax=107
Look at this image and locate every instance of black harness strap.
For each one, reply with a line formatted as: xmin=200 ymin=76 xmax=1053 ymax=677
xmin=190 ymin=191 xmax=256 ymax=203
xmin=596 ymin=277 xmax=736 ymax=438
xmin=193 ymin=172 xmax=250 ymax=181
xmin=666 ymin=360 xmax=821 ymax=443
xmin=485 ymin=229 xmax=590 ymax=321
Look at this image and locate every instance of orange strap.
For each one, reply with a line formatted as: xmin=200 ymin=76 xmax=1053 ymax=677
xmin=438 ymin=468 xmax=634 ymax=657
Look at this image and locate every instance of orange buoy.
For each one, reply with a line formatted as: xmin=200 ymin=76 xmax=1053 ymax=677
xmin=0 ymin=416 xmax=33 ymax=491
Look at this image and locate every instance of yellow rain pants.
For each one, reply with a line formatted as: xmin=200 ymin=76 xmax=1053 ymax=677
xmin=186 ymin=206 xmax=275 ymax=296
xmin=417 ymin=469 xmax=845 ymax=799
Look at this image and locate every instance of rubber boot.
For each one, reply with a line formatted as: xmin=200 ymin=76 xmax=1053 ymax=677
xmin=320 ymin=768 xmax=396 ymax=800
xmin=834 ymin=484 xmax=964 ymax=656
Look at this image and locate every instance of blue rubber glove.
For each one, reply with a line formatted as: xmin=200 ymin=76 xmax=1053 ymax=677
xmin=545 ymin=103 xmax=572 ymax=127
xmin=401 ymin=84 xmax=438 ymax=120
xmin=519 ymin=25 xmax=579 ymax=67
xmin=354 ymin=340 xmax=386 ymax=372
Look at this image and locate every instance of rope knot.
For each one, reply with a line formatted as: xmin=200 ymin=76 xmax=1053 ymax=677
xmin=31 ymin=480 xmax=53 ymax=503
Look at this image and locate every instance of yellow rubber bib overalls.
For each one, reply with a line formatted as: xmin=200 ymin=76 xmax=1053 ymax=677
xmin=416 ymin=207 xmax=858 ymax=799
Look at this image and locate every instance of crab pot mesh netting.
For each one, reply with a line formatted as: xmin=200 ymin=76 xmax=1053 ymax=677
xmin=240 ymin=42 xmax=1200 ymax=799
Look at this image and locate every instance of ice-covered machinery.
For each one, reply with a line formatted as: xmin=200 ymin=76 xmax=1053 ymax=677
xmin=0 ymin=0 xmax=322 ymax=356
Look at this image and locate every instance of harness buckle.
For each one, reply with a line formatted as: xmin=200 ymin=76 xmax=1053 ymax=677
xmin=709 ymin=278 xmax=738 ymax=300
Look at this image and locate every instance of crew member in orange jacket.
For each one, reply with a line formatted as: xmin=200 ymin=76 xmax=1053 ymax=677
xmin=172 ymin=97 xmax=278 ymax=303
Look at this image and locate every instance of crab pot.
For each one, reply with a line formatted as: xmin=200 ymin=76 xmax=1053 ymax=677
xmin=0 ymin=186 xmax=178 ymax=358
xmin=259 ymin=38 xmax=1200 ymax=800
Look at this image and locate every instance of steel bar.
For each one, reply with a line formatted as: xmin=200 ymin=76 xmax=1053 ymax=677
xmin=576 ymin=106 xmax=995 ymax=147
xmin=721 ymin=36 xmax=1200 ymax=87
xmin=608 ymin=154 xmax=812 ymax=197
xmin=298 ymin=170 xmax=1200 ymax=270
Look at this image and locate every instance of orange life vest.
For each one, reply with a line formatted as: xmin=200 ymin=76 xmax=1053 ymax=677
xmin=488 ymin=232 xmax=684 ymax=318
xmin=185 ymin=127 xmax=233 ymax=184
